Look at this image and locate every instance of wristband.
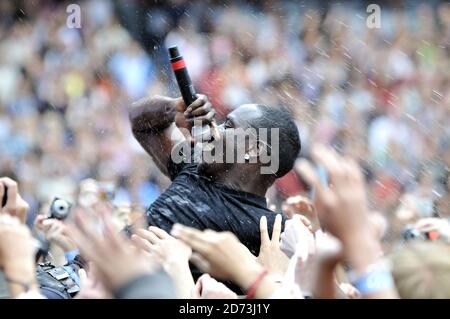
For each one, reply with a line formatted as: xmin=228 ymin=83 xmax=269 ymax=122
xmin=352 ymin=270 xmax=394 ymax=295
xmin=64 ymin=249 xmax=80 ymax=263
xmin=348 ymin=260 xmax=394 ymax=295
xmin=246 ymin=269 xmax=268 ymax=299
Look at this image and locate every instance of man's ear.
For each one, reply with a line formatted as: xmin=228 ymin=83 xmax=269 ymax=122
xmin=246 ymin=141 xmax=270 ymax=164
xmin=247 ymin=143 xmax=260 ymax=163
xmin=250 ymin=141 xmax=270 ymax=158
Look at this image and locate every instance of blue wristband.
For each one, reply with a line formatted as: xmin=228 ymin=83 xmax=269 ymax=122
xmin=352 ymin=269 xmax=394 ymax=295
xmin=63 ymin=265 xmax=80 ymax=286
xmin=64 ymin=249 xmax=80 ymax=263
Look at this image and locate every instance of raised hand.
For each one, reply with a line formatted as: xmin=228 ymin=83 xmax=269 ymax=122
xmin=181 ymin=94 xmax=216 ymax=126
xmin=193 ymin=274 xmax=238 ymax=299
xmin=0 ymin=177 xmax=29 ymax=224
xmin=297 ymin=230 xmax=345 ymax=299
xmin=171 ymin=225 xmax=257 ymax=282
xmin=283 ymin=195 xmax=320 ymax=232
xmin=132 ymin=226 xmax=192 ymax=264
xmin=66 ymin=206 xmax=159 ymax=292
xmin=171 ymin=224 xmax=279 ymax=298
xmin=131 ymin=226 xmax=194 ymax=298
xmin=75 ymin=265 xmax=111 ymax=299
xmin=175 ymin=94 xmax=219 ymax=142
xmin=280 ymin=214 xmax=315 ymax=259
xmin=34 ymin=215 xmax=77 ymax=253
xmin=257 ymin=214 xmax=290 ymax=276
xmin=0 ymin=214 xmax=38 ymax=297
xmin=296 ymin=145 xmax=397 ymax=299
xmin=296 ymin=145 xmax=371 ymax=243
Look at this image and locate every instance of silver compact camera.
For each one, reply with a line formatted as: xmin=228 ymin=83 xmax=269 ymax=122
xmin=49 ymin=197 xmax=72 ymax=220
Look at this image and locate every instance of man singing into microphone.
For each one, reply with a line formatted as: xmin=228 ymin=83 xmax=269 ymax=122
xmin=129 ymin=93 xmax=300 ymax=256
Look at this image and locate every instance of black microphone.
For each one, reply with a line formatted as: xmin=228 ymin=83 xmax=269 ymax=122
xmin=168 ymin=46 xmax=211 ymax=141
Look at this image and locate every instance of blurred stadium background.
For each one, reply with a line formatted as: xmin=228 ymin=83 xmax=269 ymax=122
xmin=0 ymin=0 xmax=449 ymax=245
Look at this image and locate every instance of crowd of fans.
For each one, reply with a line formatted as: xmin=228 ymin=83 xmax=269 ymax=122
xmin=0 ymin=0 xmax=449 ymax=300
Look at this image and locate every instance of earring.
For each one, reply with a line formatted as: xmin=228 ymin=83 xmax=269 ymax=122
xmin=244 ymin=153 xmax=250 ymax=161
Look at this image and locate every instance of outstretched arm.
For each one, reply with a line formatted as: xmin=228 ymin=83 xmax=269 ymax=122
xmin=129 ymin=95 xmax=184 ymax=177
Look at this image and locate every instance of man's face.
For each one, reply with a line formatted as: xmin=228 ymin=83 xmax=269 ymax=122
xmin=198 ymin=104 xmax=264 ymax=177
